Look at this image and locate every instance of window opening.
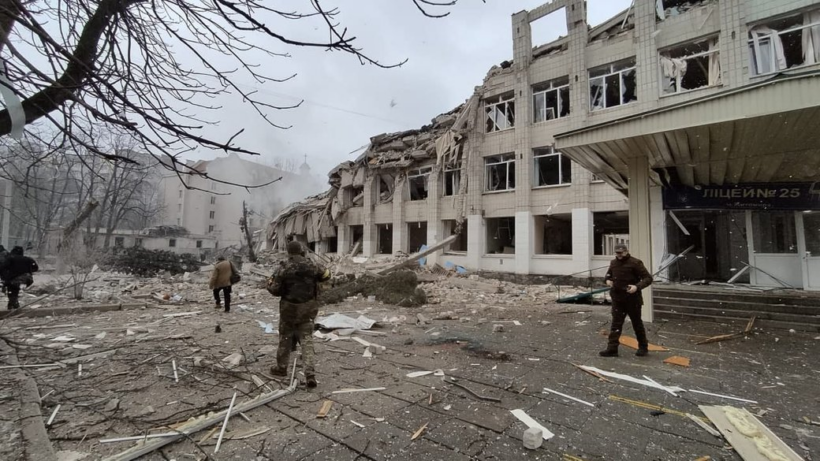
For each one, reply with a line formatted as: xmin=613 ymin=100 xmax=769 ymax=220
xmin=349 ymin=225 xmax=364 ymax=253
xmin=660 ymin=38 xmax=720 ymax=94
xmin=114 ymin=237 xmax=125 ymax=248
xmin=485 ymin=95 xmax=515 ymax=132
xmin=408 ymin=167 xmax=432 ymax=201
xmin=533 ymin=147 xmax=572 ymax=187
xmin=210 ymin=196 xmax=216 ymax=205
xmin=169 ymin=238 xmax=177 ymax=248
xmin=533 ymin=77 xmax=571 ymax=122
xmin=486 ymin=217 xmax=516 ymax=254
xmin=444 ymin=165 xmax=461 ymax=196
xmin=407 ymin=222 xmax=428 ymax=254
xmin=534 ymin=214 xmax=573 ymax=255
xmin=196 ymin=240 xmax=203 ymax=248
xmin=593 ymin=212 xmax=630 ymax=255
xmin=378 ymin=175 xmax=395 ymax=203
xmin=589 ymin=59 xmax=637 ymax=111
xmin=134 ymin=238 xmax=143 ymax=247
xmin=443 ymin=220 xmax=468 ymax=252
xmin=749 ymin=11 xmax=820 ymax=75
xmin=209 ymin=210 xmax=215 ymax=219
xmin=347 ymin=186 xmax=364 ymax=207
xmin=485 ymin=153 xmax=516 ymax=192
xmin=208 ymin=225 xmax=215 ymax=233
xmin=377 ymin=224 xmax=393 ymax=254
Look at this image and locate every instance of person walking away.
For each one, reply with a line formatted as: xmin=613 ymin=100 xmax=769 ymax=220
xmin=267 ymin=241 xmax=330 ymax=388
xmin=600 ymin=243 xmax=653 ymax=357
xmin=0 ymin=246 xmax=38 ymax=310
xmin=209 ymin=256 xmax=236 ymax=313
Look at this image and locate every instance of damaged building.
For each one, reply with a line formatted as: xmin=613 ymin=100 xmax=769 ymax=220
xmin=270 ymin=0 xmax=820 ymax=327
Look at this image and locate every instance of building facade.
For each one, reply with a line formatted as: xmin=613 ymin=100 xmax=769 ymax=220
xmin=160 ymin=154 xmax=323 ymax=250
xmin=270 ymin=0 xmax=820 ymax=307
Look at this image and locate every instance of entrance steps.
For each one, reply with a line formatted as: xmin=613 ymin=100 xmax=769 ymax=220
xmin=653 ymin=285 xmax=820 ymax=332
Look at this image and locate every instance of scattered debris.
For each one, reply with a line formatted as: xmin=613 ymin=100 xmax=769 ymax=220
xmin=618 ymin=336 xmax=669 ymax=351
xmin=492 ymin=324 xmax=505 ymax=333
xmin=542 ymin=387 xmax=595 ymax=407
xmin=696 ymin=317 xmax=756 ymax=345
xmin=700 ymin=405 xmax=803 ymax=461
xmin=46 ymin=404 xmax=61 ymax=427
xmin=523 ymin=427 xmax=543 ymax=449
xmin=510 ymin=409 xmax=554 ymax=440
xmin=332 ymin=387 xmax=386 ymax=395
xmin=689 ymin=389 xmax=757 ymax=404
xmin=411 ymin=422 xmax=428 ymax=441
xmin=316 ymin=313 xmax=377 ymax=331
xmin=664 ymin=356 xmax=691 ymax=367
xmin=317 ymin=400 xmax=333 ymax=418
xmin=214 ymin=392 xmax=238 ymax=454
xmin=446 ymin=378 xmax=501 ymax=402
xmin=686 ymin=413 xmax=722 ymax=438
xmin=579 ymin=366 xmax=684 ymax=396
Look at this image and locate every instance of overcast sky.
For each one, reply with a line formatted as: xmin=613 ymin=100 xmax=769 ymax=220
xmin=196 ymin=0 xmax=632 ymax=175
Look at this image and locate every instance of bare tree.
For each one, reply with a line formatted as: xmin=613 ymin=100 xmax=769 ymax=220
xmin=0 ymin=0 xmax=461 ymax=190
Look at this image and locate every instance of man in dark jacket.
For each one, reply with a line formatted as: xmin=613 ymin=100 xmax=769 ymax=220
xmin=267 ymin=241 xmax=330 ymax=388
xmin=600 ymin=243 xmax=653 ymax=357
xmin=0 ymin=246 xmax=39 ymax=310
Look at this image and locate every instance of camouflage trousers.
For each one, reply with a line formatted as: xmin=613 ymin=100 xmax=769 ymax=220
xmin=277 ymin=300 xmax=319 ymax=376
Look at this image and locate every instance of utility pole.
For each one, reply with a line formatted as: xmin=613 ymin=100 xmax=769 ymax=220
xmin=240 ymin=201 xmax=257 ymax=263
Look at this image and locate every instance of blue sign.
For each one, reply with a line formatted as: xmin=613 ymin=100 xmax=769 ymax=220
xmin=662 ymin=182 xmax=820 ymax=210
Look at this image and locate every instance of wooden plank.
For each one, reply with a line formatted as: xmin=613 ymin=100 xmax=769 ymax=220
xmin=618 ymin=335 xmax=669 ymax=352
xmin=700 ymin=406 xmax=804 ymax=461
xmin=316 ymin=400 xmax=333 ymax=419
xmin=663 ymin=356 xmax=691 ymax=368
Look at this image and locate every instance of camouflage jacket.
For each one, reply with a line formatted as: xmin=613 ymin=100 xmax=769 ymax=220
xmin=267 ymin=255 xmax=329 ymax=304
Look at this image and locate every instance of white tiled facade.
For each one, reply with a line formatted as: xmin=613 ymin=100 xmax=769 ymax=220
xmin=326 ymin=0 xmax=820 ymax=278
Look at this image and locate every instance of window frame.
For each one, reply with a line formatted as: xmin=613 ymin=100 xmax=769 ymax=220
xmin=748 ymin=17 xmax=820 ymax=76
xmin=484 ymin=95 xmax=516 ymax=133
xmin=208 ymin=225 xmax=215 ymax=233
xmin=443 ymin=165 xmax=461 ymax=197
xmin=407 ymin=167 xmax=432 ymax=201
xmin=209 ymin=210 xmax=215 ymax=219
xmin=533 ymin=78 xmax=571 ymax=123
xmin=659 ymin=39 xmax=720 ymax=95
xmin=589 ymin=59 xmax=637 ymax=111
xmin=169 ymin=238 xmax=177 ymax=248
xmin=484 ymin=153 xmax=516 ymax=193
xmin=533 ymin=146 xmax=572 ymax=187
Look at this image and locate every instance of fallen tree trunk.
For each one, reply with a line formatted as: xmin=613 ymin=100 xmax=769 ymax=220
xmin=376 ymin=234 xmax=459 ymax=276
xmin=57 ymin=199 xmax=99 ymax=252
xmin=319 ymin=270 xmax=426 ymax=307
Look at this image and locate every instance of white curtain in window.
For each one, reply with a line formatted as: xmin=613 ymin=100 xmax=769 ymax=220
xmin=708 ymin=39 xmax=722 ymax=86
xmin=656 ymin=0 xmax=665 ymax=21
xmin=802 ymin=10 xmax=820 ymax=65
xmin=751 ymin=26 xmax=786 ymax=72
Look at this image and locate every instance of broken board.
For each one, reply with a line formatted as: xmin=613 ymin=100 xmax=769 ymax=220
xmin=663 ymin=356 xmax=691 ymax=367
xmin=619 ymin=336 xmax=669 ymax=352
xmin=700 ymin=405 xmax=803 ymax=461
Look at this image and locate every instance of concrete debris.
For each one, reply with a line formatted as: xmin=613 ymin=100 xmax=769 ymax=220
xmin=523 ymin=427 xmax=543 ymax=449
xmin=493 ymin=324 xmax=505 ymax=333
xmin=511 ymin=409 xmax=554 ymax=441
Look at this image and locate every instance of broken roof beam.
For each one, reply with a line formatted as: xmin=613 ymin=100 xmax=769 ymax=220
xmin=376 ymin=234 xmax=459 ymax=275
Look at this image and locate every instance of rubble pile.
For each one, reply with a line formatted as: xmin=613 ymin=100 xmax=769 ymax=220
xmin=106 ymin=247 xmax=203 ymax=277
xmin=319 ymin=270 xmax=427 ymax=307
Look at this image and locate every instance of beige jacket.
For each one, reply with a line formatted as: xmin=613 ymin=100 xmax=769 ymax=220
xmin=209 ymin=260 xmax=233 ymax=289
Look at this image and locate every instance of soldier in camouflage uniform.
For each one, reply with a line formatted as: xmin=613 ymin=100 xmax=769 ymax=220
xmin=267 ymin=241 xmax=330 ymax=388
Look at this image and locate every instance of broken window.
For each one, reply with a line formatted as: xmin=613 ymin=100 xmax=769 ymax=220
xmin=485 ymin=153 xmax=516 ymax=192
xmin=346 ymin=186 xmax=364 ymax=207
xmin=377 ymin=224 xmax=393 ymax=254
xmin=378 ymin=175 xmax=395 ymax=203
xmin=533 ymin=77 xmax=570 ymax=122
xmin=408 ymin=222 xmax=427 ymax=254
xmin=484 ymin=94 xmax=515 ymax=133
xmin=486 ymin=217 xmax=515 ymax=254
xmin=534 ymin=214 xmax=572 ymax=255
xmin=660 ymin=38 xmax=720 ymax=94
xmin=752 ymin=211 xmax=797 ymax=254
xmin=533 ymin=147 xmax=572 ymax=187
xmin=196 ymin=240 xmax=203 ymax=249
xmin=593 ymin=212 xmax=629 ymax=255
xmin=169 ymin=238 xmax=177 ymax=248
xmin=749 ymin=10 xmax=820 ymax=75
xmin=589 ymin=58 xmax=637 ymax=111
xmin=408 ymin=167 xmax=432 ymax=201
xmin=349 ymin=225 xmax=364 ymax=253
xmin=656 ymin=0 xmax=710 ymax=21
xmin=326 ymin=236 xmax=338 ymax=253
xmin=443 ymin=220 xmax=468 ymax=252
xmin=444 ymin=165 xmax=461 ymax=196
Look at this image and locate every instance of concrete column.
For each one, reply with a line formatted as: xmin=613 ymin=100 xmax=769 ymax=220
xmin=515 ymin=211 xmax=532 ymax=274
xmin=362 ymin=176 xmax=375 ymax=257
xmin=628 ymin=156 xmax=654 ymax=322
xmin=337 ymin=225 xmax=349 ymax=256
xmin=649 ymin=186 xmax=666 ymax=280
xmin=572 ymin=208 xmax=593 ymax=274
xmin=466 ymin=214 xmax=483 ymax=271
xmin=392 ymin=177 xmax=406 ymax=254
xmin=427 ymin=166 xmax=442 ymax=266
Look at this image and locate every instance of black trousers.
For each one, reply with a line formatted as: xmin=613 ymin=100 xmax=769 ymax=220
xmin=6 ymin=283 xmax=20 ymax=309
xmin=213 ymin=286 xmax=232 ymax=311
xmin=607 ymin=301 xmax=647 ymax=349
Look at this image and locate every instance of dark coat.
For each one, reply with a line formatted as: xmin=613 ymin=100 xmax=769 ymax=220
xmin=0 ymin=254 xmax=38 ymax=283
xmin=605 ymin=255 xmax=652 ymax=308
